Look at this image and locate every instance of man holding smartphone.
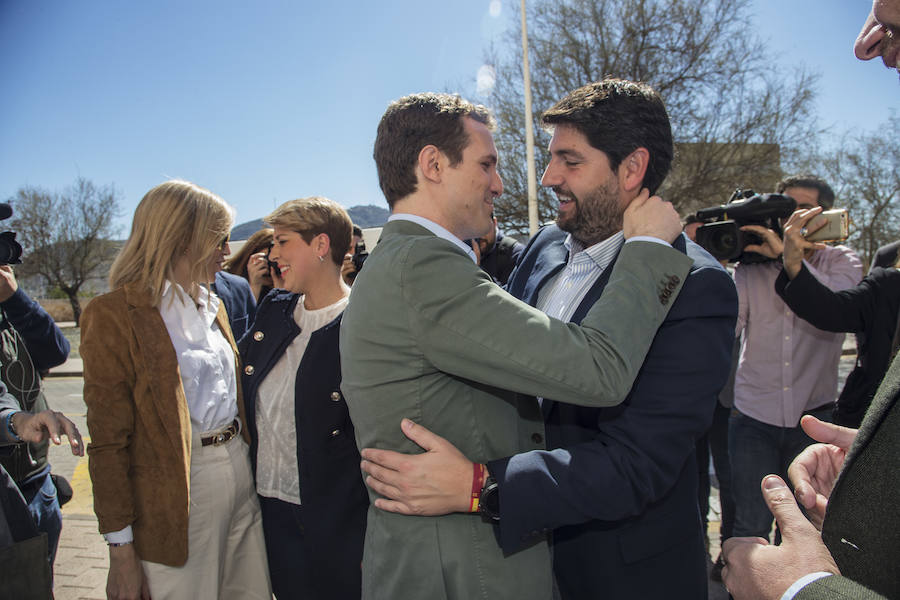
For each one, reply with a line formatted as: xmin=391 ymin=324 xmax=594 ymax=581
xmin=727 ymin=174 xmax=863 ymax=546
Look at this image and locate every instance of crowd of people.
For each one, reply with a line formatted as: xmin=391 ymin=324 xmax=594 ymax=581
xmin=0 ymin=1 xmax=898 ymax=598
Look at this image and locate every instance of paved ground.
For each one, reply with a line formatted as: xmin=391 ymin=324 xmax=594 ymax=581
xmin=43 ymin=344 xmax=858 ymax=599
xmin=43 ymin=377 xmax=106 ymax=600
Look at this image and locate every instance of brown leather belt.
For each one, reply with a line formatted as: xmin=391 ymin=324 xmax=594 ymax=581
xmin=200 ymin=419 xmax=240 ymax=447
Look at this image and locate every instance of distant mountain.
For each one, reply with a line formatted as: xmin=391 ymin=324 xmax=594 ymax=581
xmin=230 ymin=205 xmax=389 ymax=240
xmin=231 ymin=219 xmax=266 ymax=240
xmin=346 ymin=205 xmax=390 ymax=228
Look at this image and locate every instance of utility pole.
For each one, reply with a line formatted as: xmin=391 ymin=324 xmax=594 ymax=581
xmin=520 ymin=0 xmax=539 ymax=236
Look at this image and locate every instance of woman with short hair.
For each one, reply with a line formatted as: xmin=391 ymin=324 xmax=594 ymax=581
xmin=239 ymin=196 xmax=368 ymax=600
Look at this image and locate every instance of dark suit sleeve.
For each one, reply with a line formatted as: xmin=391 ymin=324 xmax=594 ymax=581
xmin=775 ymin=265 xmax=897 ymax=334
xmin=489 ymin=264 xmax=737 ymax=552
xmin=0 ymin=381 xmax=22 ymax=445
xmin=869 ymin=241 xmax=900 ymax=273
xmin=215 ymin=271 xmax=257 ymax=341
xmin=794 ymin=574 xmax=888 ymax=599
xmin=0 ymin=288 xmax=69 ymax=371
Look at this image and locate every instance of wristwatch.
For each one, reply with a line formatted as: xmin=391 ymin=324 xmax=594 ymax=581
xmin=478 ymin=476 xmax=500 ymax=522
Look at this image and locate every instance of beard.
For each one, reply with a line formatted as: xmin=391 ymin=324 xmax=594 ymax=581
xmin=555 ymin=178 xmax=623 ymax=246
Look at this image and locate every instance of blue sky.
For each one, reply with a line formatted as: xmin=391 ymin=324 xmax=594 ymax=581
xmin=0 ymin=0 xmax=895 ymax=236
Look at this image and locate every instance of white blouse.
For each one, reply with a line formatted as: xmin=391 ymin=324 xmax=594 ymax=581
xmin=255 ymin=295 xmax=348 ymax=505
xmin=158 ymin=281 xmax=238 ymax=434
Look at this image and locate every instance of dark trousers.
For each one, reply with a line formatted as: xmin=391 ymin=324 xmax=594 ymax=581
xmin=258 ymin=495 xmax=362 ymax=600
xmin=18 ymin=469 xmax=61 ymax=568
xmin=696 ymin=402 xmax=735 ymax=547
xmin=728 ymin=406 xmax=831 ymax=540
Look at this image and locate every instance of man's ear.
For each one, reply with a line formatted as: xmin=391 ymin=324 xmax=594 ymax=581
xmin=618 ymin=147 xmax=649 ymax=194
xmin=417 ymin=145 xmax=443 ymax=184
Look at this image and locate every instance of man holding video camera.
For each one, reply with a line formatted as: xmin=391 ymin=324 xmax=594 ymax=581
xmin=0 ymin=261 xmax=75 ymax=570
xmin=729 ymin=175 xmax=862 ymax=544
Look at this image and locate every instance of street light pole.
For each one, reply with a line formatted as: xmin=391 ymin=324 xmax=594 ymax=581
xmin=520 ymin=0 xmax=539 ymax=237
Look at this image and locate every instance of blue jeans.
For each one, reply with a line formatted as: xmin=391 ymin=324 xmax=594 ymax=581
xmin=728 ymin=406 xmax=831 ymax=540
xmin=20 ymin=469 xmax=62 ymax=568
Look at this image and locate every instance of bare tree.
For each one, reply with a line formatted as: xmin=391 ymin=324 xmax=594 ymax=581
xmin=820 ymin=116 xmax=900 ymax=267
xmin=485 ymin=0 xmax=820 ymax=235
xmin=8 ymin=178 xmax=120 ymax=325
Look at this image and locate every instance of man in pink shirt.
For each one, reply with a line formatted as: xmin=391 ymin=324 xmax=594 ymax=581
xmin=729 ymin=175 xmax=862 ymax=543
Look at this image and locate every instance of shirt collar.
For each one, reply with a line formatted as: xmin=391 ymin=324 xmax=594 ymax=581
xmin=161 ymin=280 xmax=220 ymax=328
xmin=389 ymin=213 xmax=478 ymax=263
xmin=564 ymin=231 xmax=625 ymax=273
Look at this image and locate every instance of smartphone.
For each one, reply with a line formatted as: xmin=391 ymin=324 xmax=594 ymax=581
xmin=805 ymin=209 xmax=849 ymax=243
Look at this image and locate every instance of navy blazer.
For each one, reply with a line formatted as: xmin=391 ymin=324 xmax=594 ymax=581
xmin=489 ymin=227 xmax=737 ymax=600
xmin=213 ymin=270 xmax=256 ymax=341
xmin=238 ymin=290 xmax=368 ymax=600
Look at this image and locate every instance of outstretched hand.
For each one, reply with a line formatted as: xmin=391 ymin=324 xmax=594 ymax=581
xmin=360 ymin=419 xmax=476 ymax=516
xmin=787 ymin=416 xmax=857 ymax=529
xmin=722 ymin=475 xmax=840 ymax=599
xmin=623 ymin=189 xmax=683 ymax=243
xmin=12 ymin=409 xmax=84 ymax=456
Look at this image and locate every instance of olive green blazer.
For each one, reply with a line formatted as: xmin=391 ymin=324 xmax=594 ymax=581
xmin=796 ymin=353 xmax=900 ymax=600
xmin=340 ymin=219 xmax=693 ymax=600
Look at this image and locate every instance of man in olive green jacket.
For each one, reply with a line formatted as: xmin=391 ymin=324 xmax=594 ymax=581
xmin=340 ymin=92 xmax=693 ymax=600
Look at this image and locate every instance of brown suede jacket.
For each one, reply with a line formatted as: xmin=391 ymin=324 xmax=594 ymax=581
xmin=81 ymin=282 xmax=250 ymax=567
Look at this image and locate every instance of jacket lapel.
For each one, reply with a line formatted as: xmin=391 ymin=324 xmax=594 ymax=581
xmin=214 ymin=301 xmax=251 ymax=443
xmin=521 ymin=240 xmax=568 ymax=307
xmin=840 ymin=351 xmax=900 ymax=473
xmin=124 ymin=284 xmax=192 ymax=459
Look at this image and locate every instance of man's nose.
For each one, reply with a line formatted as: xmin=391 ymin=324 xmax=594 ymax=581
xmin=854 ymin=11 xmax=884 ymax=61
xmin=540 ymin=162 xmax=560 ymax=188
xmin=491 ymin=170 xmax=503 ymax=197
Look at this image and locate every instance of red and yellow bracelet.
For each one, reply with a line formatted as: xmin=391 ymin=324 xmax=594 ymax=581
xmin=470 ymin=462 xmax=486 ymax=513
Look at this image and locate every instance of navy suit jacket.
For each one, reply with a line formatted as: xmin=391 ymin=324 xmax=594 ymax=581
xmin=213 ymin=270 xmax=256 ymax=341
xmin=488 ymin=227 xmax=737 ymax=599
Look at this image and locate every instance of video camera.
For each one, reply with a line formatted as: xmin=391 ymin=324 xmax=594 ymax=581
xmin=693 ymin=189 xmax=796 ymax=263
xmin=348 ymin=240 xmax=368 ymax=281
xmin=0 ymin=203 xmax=23 ymax=266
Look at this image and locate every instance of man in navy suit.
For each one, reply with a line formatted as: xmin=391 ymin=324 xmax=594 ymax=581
xmin=213 ymin=270 xmax=256 ymax=341
xmin=359 ymin=79 xmax=737 ymax=598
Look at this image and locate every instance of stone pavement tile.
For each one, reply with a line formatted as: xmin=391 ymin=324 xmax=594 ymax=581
xmin=66 ymin=566 xmax=109 ymax=591
xmin=55 ymin=512 xmax=109 ymax=600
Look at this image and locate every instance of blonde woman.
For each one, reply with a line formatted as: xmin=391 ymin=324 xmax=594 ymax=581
xmin=238 ymin=197 xmax=368 ymax=599
xmin=81 ymin=180 xmax=270 ymax=599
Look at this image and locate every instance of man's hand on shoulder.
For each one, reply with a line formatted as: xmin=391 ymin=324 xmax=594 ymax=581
xmin=623 ymin=189 xmax=682 ymax=243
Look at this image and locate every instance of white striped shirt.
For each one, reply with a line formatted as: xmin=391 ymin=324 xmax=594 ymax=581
xmin=536 ymin=231 xmax=625 ymax=320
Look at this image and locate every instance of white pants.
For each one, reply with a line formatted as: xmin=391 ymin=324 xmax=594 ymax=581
xmin=142 ymin=431 xmax=271 ymax=599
